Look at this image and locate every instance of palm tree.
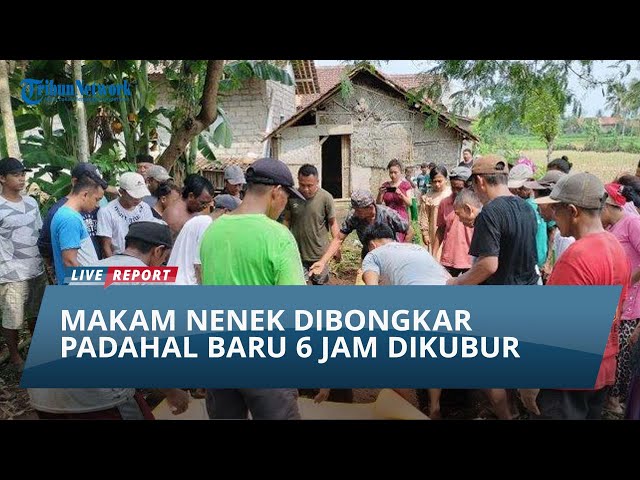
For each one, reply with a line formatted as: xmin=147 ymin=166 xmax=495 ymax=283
xmin=605 ymin=81 xmax=629 ymax=136
xmin=72 ymin=60 xmax=90 ymax=163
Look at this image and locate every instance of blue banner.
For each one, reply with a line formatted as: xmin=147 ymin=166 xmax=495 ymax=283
xmin=21 ymin=285 xmax=621 ymax=389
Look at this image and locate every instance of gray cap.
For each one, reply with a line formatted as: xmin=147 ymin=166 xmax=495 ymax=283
xmin=125 ymin=221 xmax=173 ymax=248
xmin=224 ymin=165 xmax=246 ymax=185
xmin=534 ymin=172 xmax=606 ymax=209
xmin=450 ymin=166 xmax=472 ymax=182
xmin=524 ymin=170 xmax=566 ymax=190
xmin=214 ymin=194 xmax=241 ymax=211
xmin=147 ymin=165 xmax=172 ymax=182
xmin=245 ymin=157 xmax=304 ymax=200
xmin=508 ymin=164 xmax=534 ymax=189
xmin=351 ymin=190 xmax=375 ymax=208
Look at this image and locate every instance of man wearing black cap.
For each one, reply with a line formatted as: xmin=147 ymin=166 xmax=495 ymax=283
xmin=38 ymin=162 xmax=109 ymax=280
xmin=200 ymin=157 xmax=304 ymax=420
xmin=50 ymin=174 xmax=105 ymax=286
xmin=31 ymin=220 xmax=190 ymax=419
xmin=0 ymin=157 xmax=47 ymax=370
xmin=135 ymin=154 xmax=155 ymax=180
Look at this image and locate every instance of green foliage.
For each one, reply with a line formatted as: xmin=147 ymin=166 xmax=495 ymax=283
xmin=197 ymin=108 xmax=233 ymax=163
xmin=471 ymin=117 xmax=519 ymax=162
xmin=522 ymin=86 xmax=561 ymax=143
xmin=339 ymin=70 xmax=354 ymax=103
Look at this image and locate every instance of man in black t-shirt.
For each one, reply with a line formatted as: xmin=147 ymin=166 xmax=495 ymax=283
xmin=446 ymin=154 xmax=538 ymax=420
xmin=447 ymin=154 xmax=538 ymax=287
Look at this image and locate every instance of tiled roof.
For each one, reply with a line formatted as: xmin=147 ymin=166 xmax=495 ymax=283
xmin=195 ymin=153 xmax=259 ymax=172
xmin=271 ymin=64 xmax=478 ymax=142
xmin=297 ymin=66 xmax=441 ymax=109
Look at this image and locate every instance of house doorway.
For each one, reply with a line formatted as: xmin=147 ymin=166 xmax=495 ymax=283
xmin=321 ymin=135 xmax=343 ymax=198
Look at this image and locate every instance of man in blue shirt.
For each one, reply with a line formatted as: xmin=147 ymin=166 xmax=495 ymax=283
xmin=38 ymin=163 xmax=108 ymax=282
xmin=50 ymin=174 xmax=105 ymax=285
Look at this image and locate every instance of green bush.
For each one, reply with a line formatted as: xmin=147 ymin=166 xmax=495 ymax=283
xmin=553 ymin=142 xmax=579 ymax=151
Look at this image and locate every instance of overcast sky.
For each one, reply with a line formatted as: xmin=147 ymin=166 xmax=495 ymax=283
xmin=315 ymin=60 xmax=633 ymax=117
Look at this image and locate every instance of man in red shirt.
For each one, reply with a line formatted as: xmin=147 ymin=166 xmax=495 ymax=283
xmin=519 ymin=172 xmax=630 ymax=419
xmin=433 ymin=166 xmax=474 ymax=277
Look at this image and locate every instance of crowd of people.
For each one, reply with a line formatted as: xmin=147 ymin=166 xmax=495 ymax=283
xmin=1 ymin=149 xmax=640 ymax=420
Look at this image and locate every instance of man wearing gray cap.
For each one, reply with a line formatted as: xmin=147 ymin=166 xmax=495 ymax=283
xmin=518 ymin=173 xmax=631 ymax=420
xmin=433 ymin=166 xmax=474 ymax=278
xmin=309 ymin=189 xmax=412 ymax=278
xmin=143 ymin=164 xmax=173 ymax=208
xmin=200 ymin=157 xmax=304 ymax=420
xmin=168 ymin=194 xmax=241 ymax=285
xmin=222 ymin=165 xmax=246 ymax=199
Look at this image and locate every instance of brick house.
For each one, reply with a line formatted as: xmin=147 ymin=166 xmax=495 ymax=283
xmin=149 ymin=61 xmax=320 ymax=190
xmin=149 ymin=61 xmax=477 ymax=195
xmin=266 ymin=64 xmax=478 ymax=199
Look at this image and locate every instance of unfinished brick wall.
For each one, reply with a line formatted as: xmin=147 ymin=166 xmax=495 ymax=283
xmin=215 ymin=78 xmax=269 ymax=158
xmin=276 ymin=132 xmax=321 ymax=183
xmin=266 ymin=80 xmax=296 ymax=135
xmin=151 ymin=76 xmax=296 ymax=161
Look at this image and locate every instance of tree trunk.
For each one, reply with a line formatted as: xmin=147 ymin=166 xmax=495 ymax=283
xmin=546 ymin=137 xmax=554 ymax=163
xmin=0 ymin=60 xmax=20 ymax=158
xmin=73 ymin=60 xmax=90 ymax=163
xmin=188 ymin=136 xmax=198 ymax=174
xmin=157 ymin=60 xmax=225 ymax=171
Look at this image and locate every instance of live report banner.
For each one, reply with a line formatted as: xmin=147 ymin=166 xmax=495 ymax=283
xmin=21 ymin=285 xmax=621 ymax=389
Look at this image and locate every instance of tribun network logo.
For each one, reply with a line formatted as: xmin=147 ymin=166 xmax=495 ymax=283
xmin=21 ymin=78 xmax=132 ymax=105
xmin=64 ymin=267 xmax=177 ymax=288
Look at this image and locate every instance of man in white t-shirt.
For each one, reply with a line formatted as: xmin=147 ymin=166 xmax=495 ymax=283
xmin=168 ymin=194 xmax=241 ymax=285
xmin=97 ymin=172 xmax=154 ymax=257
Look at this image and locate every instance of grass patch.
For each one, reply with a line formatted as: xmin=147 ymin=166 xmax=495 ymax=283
xmin=520 ymin=149 xmax=639 ymax=183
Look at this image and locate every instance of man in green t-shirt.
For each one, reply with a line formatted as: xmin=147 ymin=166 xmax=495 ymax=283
xmin=199 ymin=158 xmax=306 ymax=287
xmin=199 ymin=157 xmax=306 ymax=420
xmin=283 ymin=164 xmax=339 ymax=285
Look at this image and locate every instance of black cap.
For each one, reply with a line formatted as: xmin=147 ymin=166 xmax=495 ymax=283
xmin=70 ymin=163 xmax=108 ymax=190
xmin=135 ymin=153 xmax=154 ymax=164
xmin=0 ymin=157 xmax=32 ymax=175
xmin=125 ymin=221 xmax=173 ymax=248
xmin=245 ymin=157 xmax=305 ymax=200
